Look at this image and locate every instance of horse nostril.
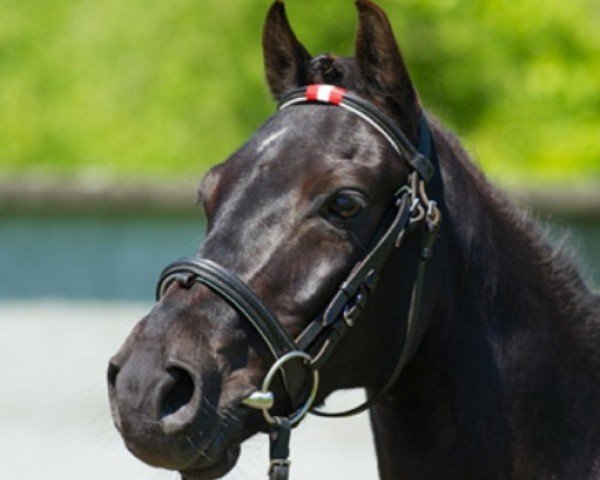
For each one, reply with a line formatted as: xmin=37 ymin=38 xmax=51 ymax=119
xmin=107 ymin=360 xmax=123 ymax=431
xmin=160 ymin=367 xmax=195 ymax=420
xmin=107 ymin=361 xmax=120 ymax=389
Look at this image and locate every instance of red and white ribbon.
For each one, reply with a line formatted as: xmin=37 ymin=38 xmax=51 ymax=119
xmin=306 ymin=85 xmax=347 ymax=105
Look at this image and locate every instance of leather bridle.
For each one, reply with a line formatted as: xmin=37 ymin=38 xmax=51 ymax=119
xmin=155 ymin=84 xmax=441 ymax=480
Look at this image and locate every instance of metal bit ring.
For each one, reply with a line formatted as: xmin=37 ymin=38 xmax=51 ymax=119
xmin=259 ymin=351 xmax=319 ymax=426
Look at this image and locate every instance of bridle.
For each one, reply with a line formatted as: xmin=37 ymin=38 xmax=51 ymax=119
xmin=155 ymin=84 xmax=441 ymax=480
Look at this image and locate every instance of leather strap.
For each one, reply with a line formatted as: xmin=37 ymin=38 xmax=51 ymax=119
xmin=278 ymin=86 xmax=435 ymax=182
xmin=295 ymin=191 xmax=413 ymax=368
xmin=156 ymin=259 xmax=308 ymax=406
xmin=269 ymin=418 xmax=292 ymax=480
xmin=311 ymin=218 xmax=440 ymax=417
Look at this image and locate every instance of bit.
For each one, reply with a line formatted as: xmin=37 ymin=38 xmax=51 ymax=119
xmin=241 ymin=391 xmax=275 ymax=410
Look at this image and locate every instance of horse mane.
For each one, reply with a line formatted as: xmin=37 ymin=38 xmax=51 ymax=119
xmin=420 ymin=114 xmax=600 ymax=475
xmin=429 ymin=115 xmax=598 ymax=322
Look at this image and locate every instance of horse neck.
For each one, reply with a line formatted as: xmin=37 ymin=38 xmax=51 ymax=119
xmin=426 ymin=121 xmax=600 ymax=401
xmin=434 ymin=124 xmax=596 ymax=336
xmin=367 ymin=121 xmax=600 ymax=480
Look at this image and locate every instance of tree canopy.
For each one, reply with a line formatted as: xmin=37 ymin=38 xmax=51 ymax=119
xmin=0 ymin=0 xmax=598 ymax=187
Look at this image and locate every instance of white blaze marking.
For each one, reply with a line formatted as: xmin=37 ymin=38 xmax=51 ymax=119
xmin=256 ymin=127 xmax=288 ymax=154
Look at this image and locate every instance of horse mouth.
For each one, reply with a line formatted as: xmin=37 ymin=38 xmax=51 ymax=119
xmin=180 ymin=445 xmax=241 ymax=480
xmin=178 ymin=406 xmax=249 ymax=480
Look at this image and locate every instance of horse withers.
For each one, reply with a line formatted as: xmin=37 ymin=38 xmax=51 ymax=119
xmin=107 ymin=1 xmax=600 ymax=479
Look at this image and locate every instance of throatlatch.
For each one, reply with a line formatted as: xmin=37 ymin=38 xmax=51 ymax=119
xmin=156 ymin=84 xmax=441 ymax=480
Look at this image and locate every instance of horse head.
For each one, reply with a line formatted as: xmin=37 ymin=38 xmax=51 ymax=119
xmin=108 ymin=2 xmax=445 ymax=479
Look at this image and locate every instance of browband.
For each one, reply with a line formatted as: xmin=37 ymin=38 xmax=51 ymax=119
xmin=278 ymin=84 xmax=435 ymax=183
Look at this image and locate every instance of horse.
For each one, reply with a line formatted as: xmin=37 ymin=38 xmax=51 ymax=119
xmin=107 ymin=1 xmax=600 ymax=479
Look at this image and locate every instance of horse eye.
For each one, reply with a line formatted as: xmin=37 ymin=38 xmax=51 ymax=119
xmin=327 ymin=191 xmax=366 ymax=220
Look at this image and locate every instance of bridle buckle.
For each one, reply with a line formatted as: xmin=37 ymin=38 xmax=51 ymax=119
xmin=343 ymin=287 xmax=369 ymax=327
xmin=426 ymin=200 xmax=442 ymax=233
xmin=269 ymin=459 xmax=291 ymax=470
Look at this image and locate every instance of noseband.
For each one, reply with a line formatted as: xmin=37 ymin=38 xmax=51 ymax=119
xmin=156 ymin=84 xmax=441 ymax=480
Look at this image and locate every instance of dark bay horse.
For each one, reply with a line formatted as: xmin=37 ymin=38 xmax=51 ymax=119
xmin=108 ymin=1 xmax=600 ymax=479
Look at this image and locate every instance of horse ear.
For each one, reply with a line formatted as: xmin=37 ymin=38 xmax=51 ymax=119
xmin=263 ymin=1 xmax=312 ymax=99
xmin=354 ymin=0 xmax=420 ymax=141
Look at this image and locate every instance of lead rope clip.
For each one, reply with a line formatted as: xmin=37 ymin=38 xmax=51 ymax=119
xmin=269 ymin=417 xmax=292 ymax=480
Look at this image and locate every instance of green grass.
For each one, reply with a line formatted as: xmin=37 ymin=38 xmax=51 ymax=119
xmin=0 ymin=0 xmax=598 ymax=187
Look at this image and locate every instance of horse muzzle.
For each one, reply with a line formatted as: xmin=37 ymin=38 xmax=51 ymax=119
xmin=107 ymin=351 xmax=209 ymax=468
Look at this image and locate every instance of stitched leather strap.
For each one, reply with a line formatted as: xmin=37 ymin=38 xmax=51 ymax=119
xmin=279 ymin=85 xmax=435 ymax=182
xmin=295 ymin=191 xmax=413 ymax=367
xmin=311 ymin=219 xmax=439 ymax=417
xmin=156 ymin=258 xmax=308 ymax=405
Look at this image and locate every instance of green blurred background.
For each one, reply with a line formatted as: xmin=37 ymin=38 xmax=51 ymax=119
xmin=0 ymin=0 xmax=598 ymax=187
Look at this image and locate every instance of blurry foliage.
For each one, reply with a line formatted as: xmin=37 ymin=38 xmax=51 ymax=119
xmin=0 ymin=0 xmax=598 ymax=186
